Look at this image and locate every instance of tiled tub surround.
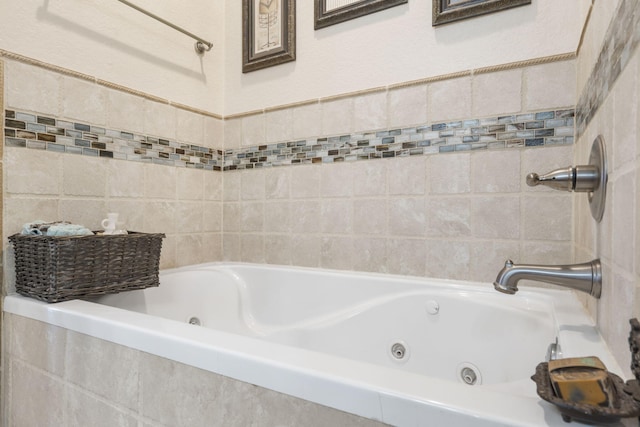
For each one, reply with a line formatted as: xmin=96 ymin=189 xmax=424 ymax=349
xmin=571 ymin=0 xmax=640 ymax=377
xmin=3 ymin=313 xmax=383 ymax=427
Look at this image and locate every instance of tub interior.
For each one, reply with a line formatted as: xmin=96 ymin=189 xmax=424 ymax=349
xmin=91 ymin=264 xmax=558 ymax=386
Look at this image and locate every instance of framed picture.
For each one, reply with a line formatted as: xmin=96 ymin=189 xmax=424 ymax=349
xmin=315 ymin=0 xmax=408 ymax=30
xmin=432 ymin=0 xmax=531 ymax=26
xmin=243 ymin=0 xmax=296 ymax=73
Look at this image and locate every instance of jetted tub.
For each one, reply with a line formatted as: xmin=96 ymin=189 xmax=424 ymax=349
xmin=3 ymin=263 xmax=623 ymax=426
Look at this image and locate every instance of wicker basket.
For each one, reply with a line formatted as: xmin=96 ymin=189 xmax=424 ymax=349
xmin=9 ymin=231 xmax=165 ymax=302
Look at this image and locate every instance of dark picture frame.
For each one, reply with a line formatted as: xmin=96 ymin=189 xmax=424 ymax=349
xmin=432 ymin=0 xmax=531 ymax=26
xmin=243 ymin=0 xmax=296 ymax=73
xmin=315 ymin=0 xmax=408 ymax=30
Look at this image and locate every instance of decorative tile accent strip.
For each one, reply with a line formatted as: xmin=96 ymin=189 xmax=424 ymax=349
xmin=3 ymin=110 xmax=223 ymax=170
xmin=223 ymin=109 xmax=575 ymax=170
xmin=576 ymin=0 xmax=640 ymax=137
xmin=4 ymin=108 xmax=574 ymax=172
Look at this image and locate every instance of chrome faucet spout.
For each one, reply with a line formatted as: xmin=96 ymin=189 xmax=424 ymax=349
xmin=493 ymin=259 xmax=601 ymax=298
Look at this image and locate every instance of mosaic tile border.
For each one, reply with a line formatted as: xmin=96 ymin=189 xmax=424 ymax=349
xmin=223 ymin=109 xmax=575 ymax=170
xmin=576 ymin=0 xmax=640 ymax=137
xmin=3 ymin=110 xmax=224 ymax=170
xmin=4 ymin=108 xmax=575 ymax=172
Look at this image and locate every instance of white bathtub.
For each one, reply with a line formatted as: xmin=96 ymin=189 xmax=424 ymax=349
xmin=3 ymin=263 xmax=623 ymax=426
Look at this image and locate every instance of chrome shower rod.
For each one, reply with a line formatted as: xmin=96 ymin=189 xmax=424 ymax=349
xmin=116 ymin=0 xmax=213 ymax=54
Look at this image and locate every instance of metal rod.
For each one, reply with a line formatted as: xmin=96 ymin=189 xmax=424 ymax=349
xmin=116 ymin=0 xmax=213 ymax=54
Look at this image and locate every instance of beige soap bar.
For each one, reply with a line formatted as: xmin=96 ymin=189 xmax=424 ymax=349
xmin=548 ymin=356 xmax=612 ymax=407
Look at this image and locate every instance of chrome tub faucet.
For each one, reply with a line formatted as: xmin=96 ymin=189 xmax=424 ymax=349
xmin=493 ymin=259 xmax=602 ymax=298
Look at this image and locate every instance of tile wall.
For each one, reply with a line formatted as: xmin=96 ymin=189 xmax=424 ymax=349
xmin=2 ymin=50 xmax=584 ymax=425
xmin=1 ymin=58 xmax=225 ymax=296
xmin=3 ymin=314 xmax=384 ymax=426
xmin=572 ymin=0 xmax=640 ymax=376
xmin=222 ymin=58 xmax=578 ymax=283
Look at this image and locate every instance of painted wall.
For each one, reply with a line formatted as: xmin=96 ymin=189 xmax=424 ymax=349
xmin=223 ymin=0 xmax=590 ymax=114
xmin=0 ymin=0 xmax=225 ymax=113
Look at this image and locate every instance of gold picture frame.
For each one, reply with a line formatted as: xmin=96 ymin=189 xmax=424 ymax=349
xmin=433 ymin=0 xmax=531 ymax=26
xmin=243 ymin=0 xmax=296 ymax=73
xmin=315 ymin=0 xmax=407 ymax=30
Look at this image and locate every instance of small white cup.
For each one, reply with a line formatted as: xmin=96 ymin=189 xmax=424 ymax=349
xmin=101 ymin=213 xmax=119 ymax=234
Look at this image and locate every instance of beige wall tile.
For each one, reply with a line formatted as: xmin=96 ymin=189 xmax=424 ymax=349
xmin=175 ymin=234 xmax=205 ymax=265
xmin=353 ymin=91 xmax=387 ymax=132
xmin=242 ymin=113 xmax=265 ymax=146
xmin=388 ymin=156 xmax=427 ymax=196
xmin=9 ymin=317 xmax=66 ymax=377
xmin=291 ymin=235 xmax=321 ymax=267
xmin=63 ymin=155 xmax=106 ymax=197
xmin=144 ymin=100 xmax=176 ymax=140
xmin=471 ymin=195 xmax=520 ymax=239
xmin=525 ymin=60 xmax=576 ymax=110
xmin=322 ymin=97 xmax=354 ymax=136
xmin=291 ymin=201 xmax=320 ymax=233
xmin=223 ymin=233 xmax=241 ymax=261
xmin=471 ymin=149 xmax=520 ymax=193
xmin=5 ymin=60 xmax=61 ymax=116
xmin=10 ymin=360 xmax=65 ymax=427
xmin=352 ymin=160 xmax=387 ymax=196
xmin=428 ymin=77 xmax=472 ymax=122
xmin=66 ymin=388 xmax=138 ymax=427
xmin=426 ymin=240 xmax=470 ymax=280
xmin=177 ymin=108 xmax=204 ymax=145
xmin=320 ymin=199 xmax=353 ymax=234
xmin=144 ymin=163 xmax=177 ymax=199
xmin=59 ymin=199 xmax=108 ymax=230
xmin=353 ymin=237 xmax=388 ymax=273
xmin=265 ymin=167 xmax=291 ymax=199
xmin=223 ymin=202 xmax=241 ymax=232
xmin=223 ymin=172 xmax=241 ymax=201
xmin=291 ymin=165 xmax=321 ymax=198
xmin=204 ymin=171 xmax=223 ymax=201
xmin=388 ymin=84 xmax=427 ymax=128
xmin=175 ymin=202 xmax=204 ymax=234
xmin=265 ymin=108 xmax=294 ymax=143
xmin=612 ymin=56 xmax=638 ymax=170
xmin=473 ymin=69 xmax=522 ymax=117
xmin=62 ymin=76 xmax=106 ymax=125
xmin=223 ymin=117 xmax=242 ymax=150
xmin=6 ymin=148 xmax=61 ymax=195
xmin=65 ymin=331 xmax=139 ymax=411
xmin=470 ymin=240 xmax=520 ymax=283
xmin=426 ymin=197 xmax=471 ymax=238
xmin=204 ymin=201 xmax=223 ymax=232
xmin=321 ymin=236 xmax=353 ymax=270
xmin=204 ymin=116 xmax=224 ymax=150
xmin=140 ymin=354 xmax=220 ymax=425
xmin=240 ymin=234 xmax=264 ymax=263
xmin=611 ymin=170 xmax=636 ymax=272
xmin=4 ymin=197 xmax=59 ymax=238
xmin=523 ymin=195 xmax=572 ymax=241
xmin=107 ymin=160 xmax=145 ymax=198
xmin=386 ymin=238 xmax=425 ymax=276
xmin=241 ymin=169 xmax=266 ymax=200
xmin=143 ymin=201 xmax=177 ymax=234
xmin=106 ymin=200 xmax=145 ymax=231
xmin=202 ymin=232 xmax=223 ymax=262
xmin=265 ymin=234 xmax=292 ymax=265
xmin=264 ymin=201 xmax=291 ymax=233
xmin=353 ymin=199 xmax=387 ymax=235
xmin=292 ymin=102 xmax=322 ymax=140
xmin=389 ymin=197 xmax=426 ymax=237
xmin=429 ymin=153 xmax=470 ymax=194
xmin=240 ymin=201 xmax=264 ymax=232
xmin=176 ymin=167 xmax=204 ymax=201
xmin=106 ymin=89 xmax=145 ymax=134
xmin=321 ymin=162 xmax=353 ymax=198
